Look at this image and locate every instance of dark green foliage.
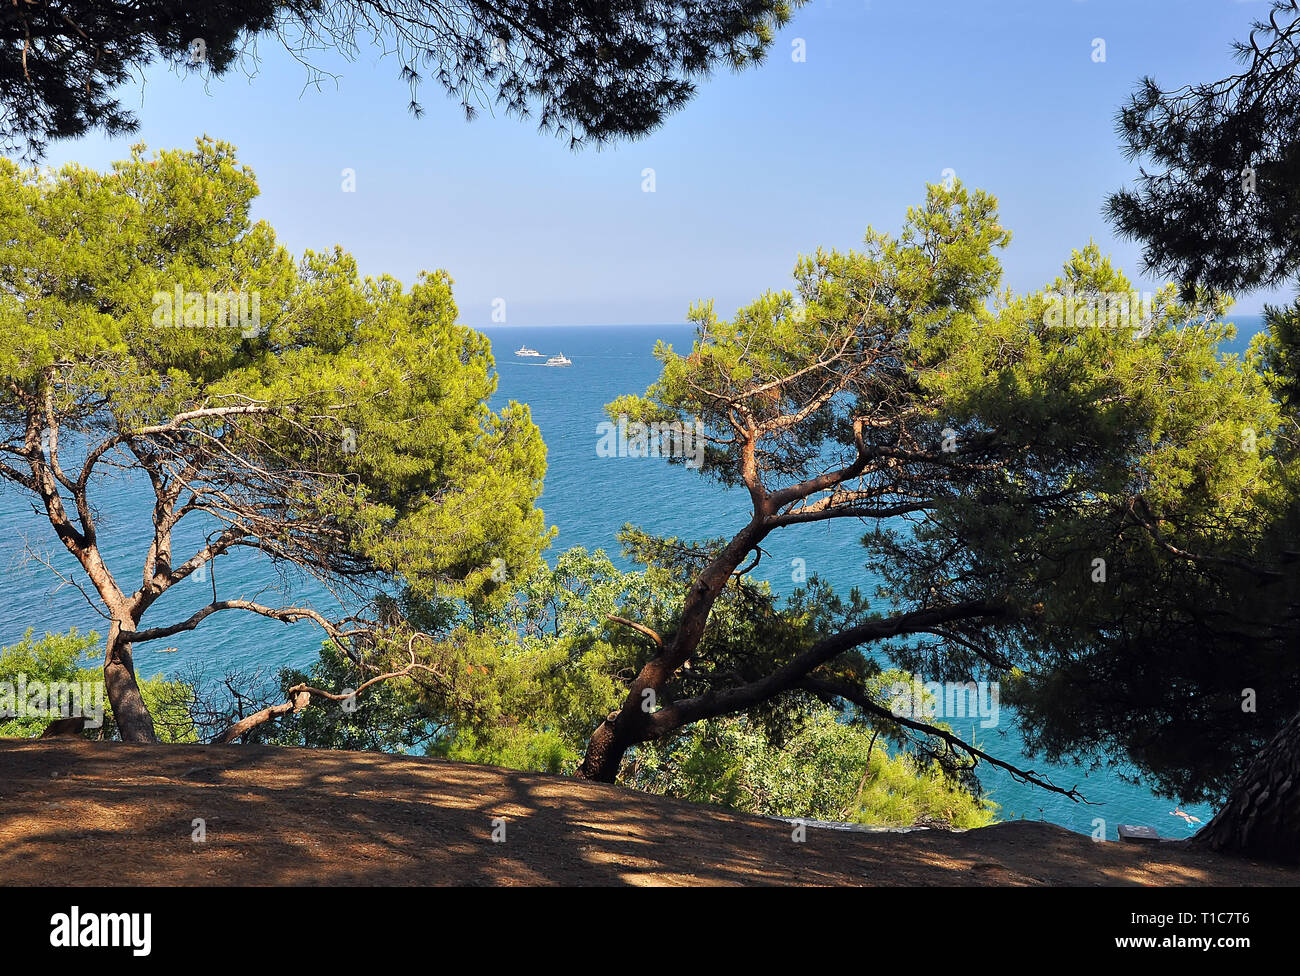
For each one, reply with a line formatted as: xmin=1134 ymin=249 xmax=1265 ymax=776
xmin=1 ymin=0 xmax=801 ymax=158
xmin=1106 ymin=0 xmax=1300 ymax=297
xmin=0 ymin=1 xmax=290 ymax=157
xmin=1082 ymin=2 xmax=1300 ymax=804
xmin=1003 ymin=525 xmax=1300 ymax=802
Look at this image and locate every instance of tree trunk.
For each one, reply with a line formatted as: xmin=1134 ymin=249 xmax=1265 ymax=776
xmin=1194 ymin=708 xmax=1300 ymax=864
xmin=578 ymin=717 xmax=634 ymax=782
xmin=103 ymin=622 xmax=158 ymax=743
xmin=575 ymin=520 xmax=771 ymax=782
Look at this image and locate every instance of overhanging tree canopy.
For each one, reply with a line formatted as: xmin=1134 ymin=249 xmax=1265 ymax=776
xmin=0 ymin=0 xmax=801 ymax=157
xmin=1105 ymin=0 xmax=1300 ymax=297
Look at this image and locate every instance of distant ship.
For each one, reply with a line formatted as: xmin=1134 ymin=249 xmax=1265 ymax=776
xmin=545 ymin=352 xmax=573 ymax=367
xmin=515 ymin=345 xmax=544 ymax=357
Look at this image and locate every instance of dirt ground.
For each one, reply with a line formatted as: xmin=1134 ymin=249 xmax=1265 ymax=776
xmin=1 ymin=739 xmax=1295 ymax=886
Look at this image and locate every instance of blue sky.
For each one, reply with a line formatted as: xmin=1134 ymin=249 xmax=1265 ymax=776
xmin=38 ymin=0 xmax=1287 ymax=325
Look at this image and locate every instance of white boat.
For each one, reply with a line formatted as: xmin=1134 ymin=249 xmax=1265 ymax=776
xmin=515 ymin=344 xmax=544 ymax=357
xmin=545 ymin=352 xmax=572 ymax=367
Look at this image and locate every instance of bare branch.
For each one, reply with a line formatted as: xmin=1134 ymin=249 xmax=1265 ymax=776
xmin=606 ymin=614 xmax=663 ymax=647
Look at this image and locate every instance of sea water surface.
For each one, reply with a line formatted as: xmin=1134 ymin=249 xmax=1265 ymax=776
xmin=0 ymin=316 xmax=1268 ymax=836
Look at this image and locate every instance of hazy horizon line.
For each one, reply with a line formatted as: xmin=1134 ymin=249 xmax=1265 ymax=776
xmin=466 ymin=311 xmax=1272 ymax=330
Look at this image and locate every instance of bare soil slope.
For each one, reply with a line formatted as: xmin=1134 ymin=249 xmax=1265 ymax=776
xmin=1 ymin=740 xmax=1294 ymax=886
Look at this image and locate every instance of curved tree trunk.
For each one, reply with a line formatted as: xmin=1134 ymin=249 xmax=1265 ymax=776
xmin=575 ymin=521 xmax=771 ymax=782
xmin=103 ymin=622 xmax=157 ymax=743
xmin=576 ymin=652 xmax=677 ymax=782
xmin=1194 ymin=708 xmax=1300 ymax=864
xmin=578 ymin=713 xmax=639 ymax=782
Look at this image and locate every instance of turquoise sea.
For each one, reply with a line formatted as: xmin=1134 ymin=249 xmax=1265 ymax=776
xmin=0 ymin=315 xmax=1268 ymax=836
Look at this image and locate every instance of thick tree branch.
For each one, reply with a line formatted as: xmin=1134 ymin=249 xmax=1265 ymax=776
xmin=647 ymin=599 xmax=1009 ymax=736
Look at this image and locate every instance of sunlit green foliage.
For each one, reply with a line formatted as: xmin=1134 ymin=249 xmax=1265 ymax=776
xmin=0 ymin=629 xmax=195 ymax=741
xmin=0 ymin=139 xmax=552 ymax=736
xmin=605 ymin=181 xmax=1282 ymax=801
xmin=630 ymin=706 xmax=997 ymax=828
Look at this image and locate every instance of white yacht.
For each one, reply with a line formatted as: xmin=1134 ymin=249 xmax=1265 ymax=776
xmin=545 ymin=352 xmax=573 ymax=367
xmin=515 ymin=344 xmax=544 ymax=357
